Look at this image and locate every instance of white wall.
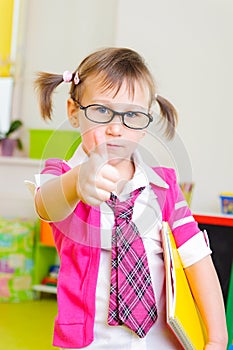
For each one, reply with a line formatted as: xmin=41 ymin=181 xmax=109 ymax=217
xmin=13 ymin=0 xmax=233 ymax=213
xmin=115 ymin=0 xmax=233 ymax=212
xmin=15 ymin=0 xmax=117 ymax=144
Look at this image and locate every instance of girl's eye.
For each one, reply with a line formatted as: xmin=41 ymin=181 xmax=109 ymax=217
xmin=125 ymin=111 xmax=137 ymax=118
xmin=96 ymin=106 xmax=109 ymax=114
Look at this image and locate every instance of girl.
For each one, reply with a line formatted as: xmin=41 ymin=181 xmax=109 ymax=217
xmin=34 ymin=47 xmax=227 ymax=349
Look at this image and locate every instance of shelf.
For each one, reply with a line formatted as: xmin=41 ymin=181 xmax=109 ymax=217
xmin=33 ymin=284 xmax=57 ymax=294
xmin=0 ymin=156 xmax=42 ymax=167
xmin=193 ymin=212 xmax=233 ymax=227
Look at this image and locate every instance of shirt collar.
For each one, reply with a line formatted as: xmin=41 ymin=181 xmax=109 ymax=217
xmin=132 ymin=150 xmax=169 ymax=189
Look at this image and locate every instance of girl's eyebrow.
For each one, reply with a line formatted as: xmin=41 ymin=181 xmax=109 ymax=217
xmin=90 ymin=99 xmax=148 ymax=111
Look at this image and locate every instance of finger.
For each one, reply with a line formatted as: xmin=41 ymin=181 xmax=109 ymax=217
xmin=101 ymin=164 xmax=120 ymax=183
xmin=84 ymin=188 xmax=111 ymax=206
xmin=95 ymin=177 xmax=118 ymax=193
xmin=93 ymin=128 xmax=108 ymax=160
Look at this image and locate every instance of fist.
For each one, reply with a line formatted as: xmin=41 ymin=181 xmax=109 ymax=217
xmin=76 ymin=129 xmax=120 ymax=206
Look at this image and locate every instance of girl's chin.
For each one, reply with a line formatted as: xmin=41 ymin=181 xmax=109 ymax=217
xmin=107 ymin=156 xmax=133 ymax=169
xmin=107 ymin=154 xmax=129 ymax=165
xmin=107 ymin=158 xmax=123 ymax=166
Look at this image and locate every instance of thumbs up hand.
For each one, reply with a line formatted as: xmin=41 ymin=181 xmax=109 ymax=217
xmin=76 ymin=129 xmax=120 ymax=206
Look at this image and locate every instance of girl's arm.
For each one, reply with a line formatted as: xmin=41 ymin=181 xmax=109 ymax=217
xmin=185 ymin=255 xmax=228 ymax=350
xmin=35 ymin=166 xmax=80 ymax=221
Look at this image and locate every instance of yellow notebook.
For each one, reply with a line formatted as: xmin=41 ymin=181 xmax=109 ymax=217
xmin=161 ymin=222 xmax=206 ymax=349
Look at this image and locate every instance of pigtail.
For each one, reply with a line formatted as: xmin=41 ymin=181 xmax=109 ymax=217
xmin=34 ymin=72 xmax=64 ymax=120
xmin=156 ymin=95 xmax=178 ymax=139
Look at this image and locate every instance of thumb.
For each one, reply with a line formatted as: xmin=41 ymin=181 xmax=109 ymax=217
xmin=93 ymin=129 xmax=108 ymax=160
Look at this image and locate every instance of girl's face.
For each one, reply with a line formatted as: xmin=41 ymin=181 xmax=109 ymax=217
xmin=68 ymin=75 xmax=150 ymax=166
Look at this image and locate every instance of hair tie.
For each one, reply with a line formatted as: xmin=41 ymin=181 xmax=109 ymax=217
xmin=74 ymin=72 xmax=80 ymax=85
xmin=63 ymin=70 xmax=73 ymax=83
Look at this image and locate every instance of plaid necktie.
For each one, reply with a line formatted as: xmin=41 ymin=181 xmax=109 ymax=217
xmin=106 ymin=187 xmax=157 ymax=337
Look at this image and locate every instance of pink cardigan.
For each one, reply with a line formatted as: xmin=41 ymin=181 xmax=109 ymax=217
xmin=41 ymin=159 xmax=201 ymax=348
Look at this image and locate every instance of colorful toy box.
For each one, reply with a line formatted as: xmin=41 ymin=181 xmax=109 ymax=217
xmin=0 ymin=217 xmax=35 ymax=302
xmin=219 ymin=193 xmax=233 ymax=215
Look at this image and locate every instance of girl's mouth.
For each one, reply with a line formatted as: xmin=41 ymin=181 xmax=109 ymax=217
xmin=107 ymin=143 xmax=124 ymax=149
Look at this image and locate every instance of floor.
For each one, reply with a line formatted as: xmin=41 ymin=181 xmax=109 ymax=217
xmin=0 ymin=298 xmax=59 ymax=350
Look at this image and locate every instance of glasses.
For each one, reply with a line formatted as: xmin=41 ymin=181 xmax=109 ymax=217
xmin=74 ymin=100 xmax=153 ymax=130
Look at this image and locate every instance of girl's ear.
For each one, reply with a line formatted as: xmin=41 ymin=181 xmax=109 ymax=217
xmin=67 ymin=98 xmax=79 ymax=128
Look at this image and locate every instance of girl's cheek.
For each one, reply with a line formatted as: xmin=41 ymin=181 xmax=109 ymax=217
xmin=81 ymin=133 xmax=94 ymax=154
xmin=82 ymin=125 xmax=103 ymax=154
xmin=79 ymin=120 xmax=96 ymax=153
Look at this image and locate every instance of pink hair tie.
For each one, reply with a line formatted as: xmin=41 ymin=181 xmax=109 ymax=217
xmin=74 ymin=72 xmax=80 ymax=85
xmin=63 ymin=70 xmax=73 ymax=83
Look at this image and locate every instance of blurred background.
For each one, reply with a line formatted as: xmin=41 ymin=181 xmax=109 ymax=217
xmin=1 ymin=0 xmax=233 ymax=213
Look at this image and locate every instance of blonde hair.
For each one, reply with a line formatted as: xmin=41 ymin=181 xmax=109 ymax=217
xmin=34 ymin=47 xmax=178 ymax=138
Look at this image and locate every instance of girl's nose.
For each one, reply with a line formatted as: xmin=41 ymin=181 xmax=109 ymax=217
xmin=105 ymin=115 xmax=123 ymax=135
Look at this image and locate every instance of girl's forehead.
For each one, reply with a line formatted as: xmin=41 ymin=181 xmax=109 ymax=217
xmin=82 ymin=74 xmax=150 ymax=106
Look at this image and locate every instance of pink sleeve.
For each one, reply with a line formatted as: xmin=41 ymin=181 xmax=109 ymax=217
xmin=155 ymin=168 xmax=208 ymax=248
xmin=165 ymin=169 xmax=200 ymax=248
xmin=41 ymin=158 xmax=71 ymax=176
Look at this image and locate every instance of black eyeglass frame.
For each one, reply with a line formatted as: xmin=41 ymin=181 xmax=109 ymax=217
xmin=72 ymin=99 xmax=153 ymax=130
